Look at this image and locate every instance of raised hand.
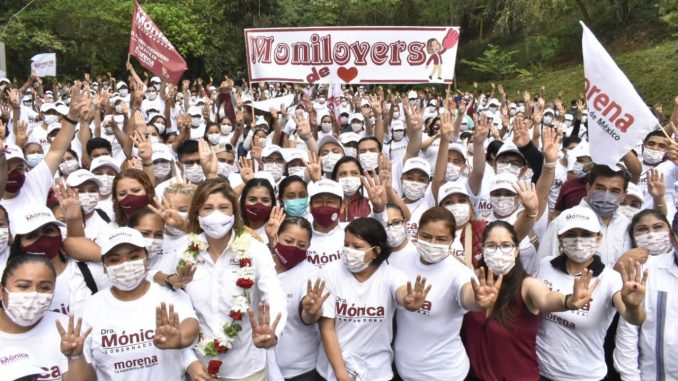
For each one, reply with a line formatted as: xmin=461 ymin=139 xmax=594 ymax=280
xmin=56 ymin=315 xmax=92 ymax=357
xmin=647 ymin=168 xmax=666 ymax=199
xmin=541 ymin=125 xmax=561 ymax=163
xmin=133 ymin=110 xmax=147 ymax=133
xmin=471 ymin=267 xmax=503 ymax=310
xmin=132 ymin=131 xmax=153 ymax=163
xmin=305 ymin=152 xmax=322 ymax=182
xmin=292 ymin=110 xmax=311 ymax=140
xmin=618 ymin=261 xmax=648 ymax=309
xmin=361 ymin=171 xmax=387 ymax=212
xmin=378 ymin=156 xmax=392 ymax=190
xmin=473 ymin=114 xmax=489 ymax=145
xmin=264 ymin=205 xmax=286 ymax=244
xmin=247 ymin=302 xmax=281 ymax=349
xmin=149 ymin=196 xmax=188 ymax=231
xmin=237 ymin=157 xmax=254 ymax=183
xmin=13 ymin=120 xmax=28 ymax=146
xmin=568 ymin=269 xmax=599 ymax=310
xmin=439 ymin=110 xmax=454 ymax=140
xmin=53 ymin=181 xmax=82 ymax=223
xmin=302 ymin=278 xmax=331 ymax=318
xmin=198 ymin=139 xmax=217 ymax=179
xmin=250 ymin=137 xmax=263 ymax=162
xmin=513 ymin=180 xmax=538 ymax=213
xmin=402 ymin=275 xmax=432 ymax=311
xmin=8 ymin=88 xmax=20 ymax=108
xmin=154 ymin=303 xmax=183 ymax=349
xmin=513 ymin=117 xmax=531 ymax=148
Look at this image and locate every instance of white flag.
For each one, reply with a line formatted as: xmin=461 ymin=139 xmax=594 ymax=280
xmin=31 ymin=53 xmax=56 ymax=77
xmin=581 ymin=21 xmax=658 ymax=169
xmin=327 ymin=84 xmax=343 ymax=125
xmin=250 ymin=94 xmax=295 ymax=113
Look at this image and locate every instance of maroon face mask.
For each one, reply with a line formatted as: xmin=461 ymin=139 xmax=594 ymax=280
xmin=244 ymin=203 xmax=272 ymax=225
xmin=310 ymin=206 xmax=340 ymax=228
xmin=274 ymin=242 xmax=308 ymax=269
xmin=118 ymin=194 xmax=149 ymax=216
xmin=6 ymin=169 xmax=26 ymax=193
xmin=21 ymin=235 xmax=63 ymax=260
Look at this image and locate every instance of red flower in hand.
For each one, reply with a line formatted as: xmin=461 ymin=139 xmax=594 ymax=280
xmin=239 ymin=258 xmax=252 ymax=267
xmin=229 ymin=310 xmax=243 ymax=321
xmin=236 ymin=278 xmax=254 ymax=289
xmin=207 ymin=360 xmax=222 ymax=375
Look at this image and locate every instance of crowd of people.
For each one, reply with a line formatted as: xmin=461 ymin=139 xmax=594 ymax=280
xmin=0 ymin=66 xmax=676 ymax=381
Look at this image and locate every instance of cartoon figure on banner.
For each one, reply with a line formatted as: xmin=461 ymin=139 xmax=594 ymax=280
xmin=425 ymin=28 xmax=460 ymax=81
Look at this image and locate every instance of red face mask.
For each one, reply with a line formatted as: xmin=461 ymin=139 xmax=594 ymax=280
xmin=118 ymin=194 xmax=149 ymax=216
xmin=311 ymin=206 xmax=340 ymax=228
xmin=6 ymin=169 xmax=26 ymax=193
xmin=274 ymin=242 xmax=308 ymax=269
xmin=21 ymin=234 xmax=63 ymax=260
xmin=244 ymin=203 xmax=272 ymax=225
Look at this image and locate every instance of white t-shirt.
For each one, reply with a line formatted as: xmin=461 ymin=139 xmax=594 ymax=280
xmin=82 ymin=282 xmax=197 ymax=381
xmin=548 ymin=161 xmax=570 ymax=210
xmin=84 ymin=210 xmax=109 ymax=241
xmin=317 ymin=261 xmax=407 ymax=381
xmin=307 ymin=224 xmax=344 ymax=268
xmin=0 ymin=312 xmax=69 ymax=381
xmin=275 ymin=261 xmax=321 ymax=378
xmin=404 ymin=187 xmax=435 ymax=240
xmin=392 ymin=254 xmax=475 ymax=381
xmin=383 ymin=137 xmax=409 ymax=166
xmin=27 ymin=123 xmax=51 ymax=153
xmin=1 ymin=161 xmax=54 ymax=211
xmin=50 ymin=259 xmax=93 ymax=317
xmin=536 ymin=256 xmax=623 ymax=381
xmin=387 ymin=240 xmax=418 ymax=269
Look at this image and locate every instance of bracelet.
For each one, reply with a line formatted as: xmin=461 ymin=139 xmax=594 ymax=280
xmin=67 ymin=354 xmax=81 ymax=361
xmin=165 ymin=274 xmax=176 ymax=291
xmin=62 ymin=114 xmax=78 ymax=125
xmin=564 ymin=294 xmax=577 ymax=310
xmin=525 ymin=209 xmax=538 ymax=218
xmin=543 ymin=160 xmax=557 ymax=168
xmin=142 ymin=161 xmax=153 ymax=167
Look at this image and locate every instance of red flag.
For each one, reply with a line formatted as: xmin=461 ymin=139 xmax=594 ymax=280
xmin=129 ymin=1 xmax=187 ymax=84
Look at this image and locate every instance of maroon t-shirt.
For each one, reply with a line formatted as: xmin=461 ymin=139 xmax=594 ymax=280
xmin=554 ymin=177 xmax=588 ymax=212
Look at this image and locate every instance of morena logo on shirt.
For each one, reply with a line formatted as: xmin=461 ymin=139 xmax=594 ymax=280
xmin=335 ymin=297 xmax=385 ymax=322
xmin=416 ymin=301 xmax=432 ymax=316
xmin=113 ymin=355 xmax=159 ymax=373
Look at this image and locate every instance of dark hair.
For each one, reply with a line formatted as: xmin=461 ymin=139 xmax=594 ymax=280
xmin=331 ymin=156 xmax=364 ymax=181
xmin=65 ymin=148 xmax=79 ymax=162
xmin=278 ymin=216 xmax=313 ymax=240
xmin=1 ymin=255 xmax=56 ymax=287
xmin=480 ymin=220 xmax=527 ymax=329
xmin=358 ymin=136 xmax=382 ymax=152
xmin=629 ymin=209 xmax=674 ymax=247
xmin=112 ymin=169 xmax=157 ymax=226
xmin=127 ymin=207 xmax=162 ymax=229
xmin=386 ymin=202 xmax=406 ymax=220
xmin=278 ymin=175 xmax=306 ymax=200
xmin=587 ymin=164 xmax=630 ymax=191
xmin=643 ymin=129 xmax=667 ymax=144
xmin=203 ymin=122 xmax=220 ymax=139
xmin=177 ymin=140 xmax=199 ymax=161
xmin=459 ymin=131 xmax=473 ymax=142
xmin=418 ymin=206 xmax=456 ymax=238
xmin=9 ymin=229 xmax=67 ymax=264
xmin=86 ymin=138 xmax=113 ymax=157
xmin=562 ymin=135 xmax=581 ymax=148
xmin=486 ymin=140 xmax=504 ymax=162
xmin=240 ymin=178 xmax=277 ymax=227
xmin=345 ymin=217 xmax=391 ymax=266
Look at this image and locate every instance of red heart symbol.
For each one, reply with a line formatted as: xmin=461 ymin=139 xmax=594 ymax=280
xmin=337 ymin=67 xmax=358 ymax=83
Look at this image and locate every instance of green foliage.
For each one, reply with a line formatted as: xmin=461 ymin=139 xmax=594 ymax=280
xmin=528 ymin=36 xmax=560 ymax=62
xmin=659 ymin=0 xmax=678 ymax=33
xmin=460 ymin=44 xmax=522 ymax=80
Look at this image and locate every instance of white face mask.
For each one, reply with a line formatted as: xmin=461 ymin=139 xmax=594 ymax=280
xmin=79 ymin=192 xmax=99 ymax=214
xmin=491 ymin=196 xmax=518 ymax=217
xmin=359 ymin=152 xmax=379 ymax=171
xmin=96 ymin=174 xmax=115 ymax=196
xmin=392 ymin=130 xmax=405 ymax=142
xmin=184 ymin=163 xmax=205 ymax=184
xmin=562 ymin=236 xmax=598 ymax=263
xmin=191 ymin=117 xmax=202 ymax=127
xmin=543 ymin=116 xmax=553 ymax=125
xmin=0 ymin=228 xmax=9 ymax=252
xmin=617 ymin=205 xmax=640 ymax=219
xmin=145 ymin=238 xmax=164 ymax=259
xmin=119 ymin=89 xmax=129 ymax=97
xmin=321 ymin=122 xmax=332 ymax=133
xmin=635 ymin=231 xmax=673 ymax=256
xmin=166 ymin=211 xmax=188 ymax=236
xmin=643 ymin=148 xmax=665 ymax=165
xmin=59 ymin=159 xmax=79 ymax=175
xmin=287 ymin=166 xmax=307 ymax=181
xmin=445 ymin=203 xmax=470 ymax=225
xmin=386 ymin=224 xmax=407 ymax=247
xmin=221 ymin=124 xmax=233 ymax=135
xmin=263 ymin=162 xmax=284 ymax=182
xmin=445 ymin=163 xmax=463 ymax=181
xmin=392 ymin=112 xmax=400 ymax=119
xmin=147 ymin=92 xmax=158 ymax=101
xmin=344 ymin=147 xmax=357 ymax=158
xmin=339 ymin=176 xmax=361 ymax=196
xmin=342 ymin=246 xmax=371 ymax=273
xmin=416 ymin=239 xmax=450 ymax=263
xmin=496 ymin=162 xmax=521 ymax=177
xmin=341 ymin=116 xmax=349 ymax=124
xmin=572 ymin=161 xmax=588 ymax=177
xmin=351 ymin=122 xmax=363 ymax=132
xmin=321 ymin=152 xmax=342 ymax=173
xmin=207 ymin=134 xmax=221 ymax=145
xmin=106 ymin=259 xmax=147 ymax=291
xmin=318 ymin=98 xmax=326 ymax=104
xmin=217 ymin=162 xmax=234 ymax=178
xmin=402 ymin=180 xmax=428 ymax=201
xmin=154 ymin=162 xmax=172 ymax=179
xmin=43 ymin=114 xmax=59 ymax=125
xmin=3 ymin=290 xmax=53 ymax=327
xmin=198 ymin=210 xmax=234 ymax=239
xmin=483 ymin=247 xmax=516 ymax=275
xmin=154 ymin=122 xmax=166 ymax=135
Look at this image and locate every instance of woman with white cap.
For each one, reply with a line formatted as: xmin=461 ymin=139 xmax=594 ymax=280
xmin=76 ymin=226 xmax=199 ymax=381
xmin=89 ymin=155 xmax=120 ymax=221
xmin=305 ymin=179 xmax=345 ymax=268
xmin=65 ymin=169 xmax=109 ymax=240
xmin=536 ymin=206 xmax=648 ymax=381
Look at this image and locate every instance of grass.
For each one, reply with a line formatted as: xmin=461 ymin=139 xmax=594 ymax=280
xmin=459 ymin=39 xmax=678 ymax=115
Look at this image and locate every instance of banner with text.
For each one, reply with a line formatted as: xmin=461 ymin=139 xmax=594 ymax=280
xmin=31 ymin=53 xmax=56 ymax=77
xmin=129 ymin=1 xmax=187 ymax=84
xmin=244 ymin=27 xmax=460 ymax=84
xmin=581 ymin=21 xmax=659 ymax=169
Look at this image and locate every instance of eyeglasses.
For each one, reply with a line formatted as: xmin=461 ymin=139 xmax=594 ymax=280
xmin=387 ymin=220 xmax=405 ymax=229
xmin=483 ymin=242 xmax=516 ymax=254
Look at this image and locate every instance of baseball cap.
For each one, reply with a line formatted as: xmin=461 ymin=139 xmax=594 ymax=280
xmin=360 ymin=99 xmax=370 ymax=108
xmin=569 ymin=141 xmax=591 ymax=159
xmin=488 ymin=98 xmax=500 ymax=107
xmin=187 ymin=106 xmax=202 ymax=117
xmin=262 ymin=144 xmax=283 ymax=158
xmin=255 ymin=116 xmax=269 ymax=127
xmin=0 ymin=346 xmax=44 ymax=381
xmin=428 ymin=99 xmax=438 ymax=107
xmin=152 ymin=143 xmax=175 ymax=162
xmin=557 ymin=206 xmax=601 ymax=235
xmin=40 ymin=103 xmax=57 ymax=113
xmin=66 ymin=169 xmax=103 ymax=188
xmin=11 ymin=205 xmax=65 ymax=236
xmin=100 ymin=227 xmax=148 ymax=256
xmin=447 ymin=142 xmax=467 ymax=162
xmin=544 ymin=108 xmax=555 ymax=116
xmin=117 ymin=81 xmax=128 ymax=89
xmin=47 ymin=122 xmax=62 ymax=135
xmin=150 ymin=76 xmax=161 ymax=84
xmin=391 ymin=119 xmax=405 ymax=131
xmin=317 ymin=134 xmax=344 ymax=154
xmin=308 ymin=179 xmax=343 ymax=200
xmin=403 ymin=157 xmax=431 ymax=177
xmin=564 ymin=114 xmax=574 ymax=121
xmin=438 ymin=180 xmax=469 ymax=202
xmin=625 ymin=182 xmax=643 ymax=202
xmin=55 ymin=104 xmax=69 ymax=116
xmin=340 ymin=132 xmax=361 ymax=145
xmin=89 ymin=156 xmax=120 ymax=174
xmin=282 ymin=148 xmax=309 ymax=164
xmin=4 ymin=144 xmax=26 ymax=163
xmin=349 ymin=113 xmax=364 ymax=122
xmin=490 ymin=173 xmax=519 ymax=193
xmin=496 ymin=142 xmax=525 ymax=161
xmin=408 ymin=90 xmax=417 ymax=100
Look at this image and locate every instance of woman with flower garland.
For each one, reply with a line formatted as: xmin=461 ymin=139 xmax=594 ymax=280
xmin=181 ymin=179 xmax=287 ymax=381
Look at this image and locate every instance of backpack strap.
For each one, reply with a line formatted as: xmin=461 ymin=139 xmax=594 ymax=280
xmin=463 ymin=223 xmax=473 ymax=269
xmin=95 ymin=208 xmax=111 ymax=223
xmin=77 ymin=261 xmax=98 ymax=294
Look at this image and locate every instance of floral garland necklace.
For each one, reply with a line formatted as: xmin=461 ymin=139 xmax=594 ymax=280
xmin=177 ymin=231 xmax=254 ymax=375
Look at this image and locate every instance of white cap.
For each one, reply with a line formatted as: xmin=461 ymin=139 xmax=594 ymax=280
xmin=255 ymin=116 xmax=269 ymax=127
xmin=438 ymin=180 xmax=469 ymax=202
xmin=55 ymin=104 xmax=69 ymax=116
xmin=21 ymin=95 xmax=32 ymax=102
xmin=626 ymin=182 xmax=643 ymax=202
xmin=66 ymin=169 xmax=103 ymax=188
xmin=408 ymin=90 xmax=417 ymax=99
xmin=10 ymin=206 xmax=65 ymax=236
xmin=360 ymin=99 xmax=370 ymax=108
xmin=488 ymin=98 xmax=500 ymax=107
xmin=569 ymin=141 xmax=591 ymax=159
xmin=4 ymin=144 xmax=26 ymax=162
xmin=40 ymin=103 xmax=57 ymax=113
xmin=391 ymin=119 xmax=405 ymax=131
xmin=490 ymin=173 xmax=518 ymax=193
xmin=0 ymin=77 xmax=10 ymax=84
xmin=403 ymin=157 xmax=431 ymax=177
xmin=564 ymin=113 xmax=574 ymax=121
xmin=340 ymin=132 xmax=361 ymax=145
xmin=557 ymin=206 xmax=601 ymax=235
xmin=0 ymin=346 xmax=44 ymax=381
xmin=349 ymin=113 xmax=364 ymax=122
xmin=261 ymin=144 xmax=283 ymax=158
xmin=317 ymin=134 xmax=343 ymax=154
xmin=150 ymin=76 xmax=161 ymax=84
xmin=544 ymin=108 xmax=555 ymax=115
xmin=496 ymin=142 xmax=525 ymax=161
xmin=90 ymin=156 xmax=120 ymax=173
xmin=428 ymin=99 xmax=438 ymax=107
xmin=151 ymin=143 xmax=174 ymax=162
xmin=117 ymin=81 xmax=128 ymax=88
xmin=308 ymin=179 xmax=343 ymax=200
xmin=47 ymin=122 xmax=61 ymax=135
xmin=282 ymin=148 xmax=308 ymax=163
xmin=100 ymin=227 xmax=148 ymax=256
xmin=187 ymin=106 xmax=202 ymax=117
xmin=447 ymin=142 xmax=467 ymax=162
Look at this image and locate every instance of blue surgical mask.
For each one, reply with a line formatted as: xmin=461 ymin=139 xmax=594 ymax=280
xmin=589 ymin=191 xmax=621 ymax=217
xmin=26 ymin=153 xmax=44 ymax=168
xmin=283 ymin=198 xmax=308 ymax=217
